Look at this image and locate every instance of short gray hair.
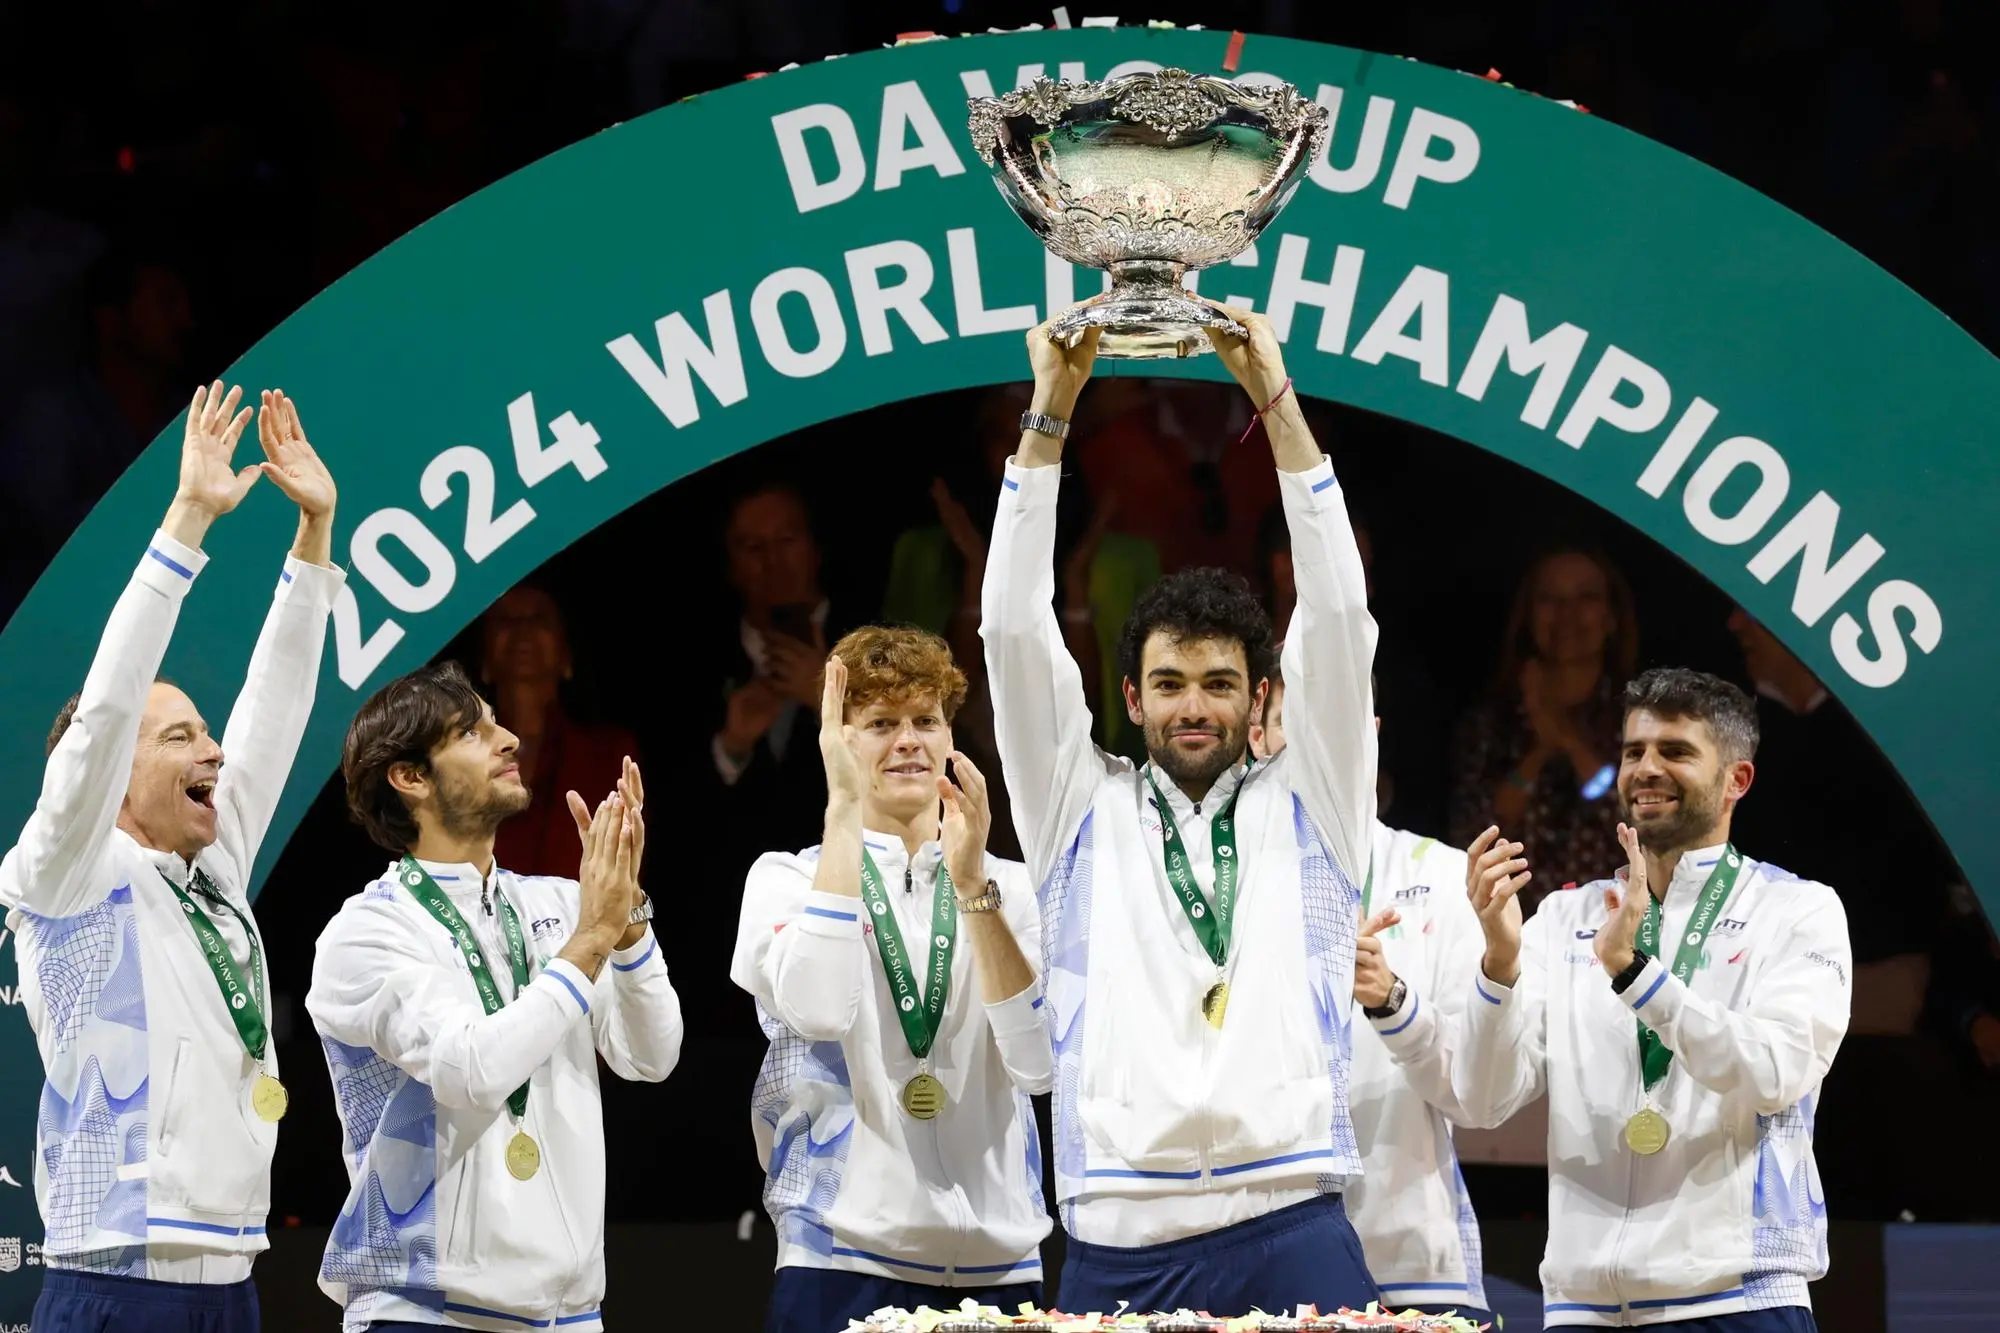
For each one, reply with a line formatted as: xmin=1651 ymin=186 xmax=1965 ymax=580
xmin=1621 ymin=667 xmax=1759 ymax=764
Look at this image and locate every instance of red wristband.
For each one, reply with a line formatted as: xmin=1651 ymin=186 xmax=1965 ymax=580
xmin=1237 ymin=376 xmax=1295 ymax=444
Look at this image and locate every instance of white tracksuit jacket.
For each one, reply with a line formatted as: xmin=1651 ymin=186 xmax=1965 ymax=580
xmin=732 ymin=836 xmax=1053 ymax=1286
xmin=1453 ymin=846 xmax=1851 ymax=1326
xmin=0 ymin=529 xmax=341 ymax=1281
xmin=307 ymin=859 xmax=684 ymax=1332
xmin=983 ymin=454 xmax=1377 ymax=1247
xmin=1347 ymin=822 xmax=1488 ymax=1313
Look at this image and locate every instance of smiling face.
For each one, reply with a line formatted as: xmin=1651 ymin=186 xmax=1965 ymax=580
xmin=849 ymin=694 xmax=953 ymax=822
xmin=1617 ymin=708 xmax=1753 ymax=854
xmin=118 ymin=682 xmax=224 ymax=859
xmin=393 ymin=699 xmax=533 ymax=840
xmin=1126 ymin=632 xmax=1265 ymax=794
xmin=1528 ymin=552 xmax=1616 ymax=667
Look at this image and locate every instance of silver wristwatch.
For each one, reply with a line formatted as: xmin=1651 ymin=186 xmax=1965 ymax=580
xmin=1019 ymin=409 xmax=1070 ymax=440
xmin=1363 ymin=976 xmax=1408 ymax=1020
xmin=629 ymin=893 xmax=654 ymax=926
xmin=957 ymin=880 xmax=1003 ymax=914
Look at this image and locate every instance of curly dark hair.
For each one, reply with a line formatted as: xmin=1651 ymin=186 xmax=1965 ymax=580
xmin=342 ymin=660 xmax=487 ymax=852
xmin=1622 ymin=667 xmax=1760 ymax=764
xmin=1117 ymin=567 xmax=1277 ymax=687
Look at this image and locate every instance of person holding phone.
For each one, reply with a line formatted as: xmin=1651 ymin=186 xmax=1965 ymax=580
xmin=732 ymin=626 xmax=1051 ymax=1333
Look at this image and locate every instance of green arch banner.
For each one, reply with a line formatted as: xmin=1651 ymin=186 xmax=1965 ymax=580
xmin=0 ymin=26 xmax=1995 ymax=1309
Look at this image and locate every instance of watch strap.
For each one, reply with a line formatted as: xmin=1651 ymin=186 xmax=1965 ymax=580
xmin=957 ymin=880 xmax=1003 ymax=914
xmin=1019 ymin=410 xmax=1070 ymax=440
xmin=629 ymin=893 xmax=654 ymax=926
xmin=1362 ymin=976 xmax=1408 ymax=1020
xmin=1609 ymin=949 xmax=1652 ymax=994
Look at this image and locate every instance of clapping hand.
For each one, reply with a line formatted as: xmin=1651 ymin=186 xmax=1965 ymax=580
xmin=816 ymin=658 xmax=867 ymax=810
xmin=1593 ymin=822 xmax=1651 ymax=976
xmin=1466 ymin=826 xmax=1530 ymax=986
xmin=938 ymin=751 xmax=992 ymax=893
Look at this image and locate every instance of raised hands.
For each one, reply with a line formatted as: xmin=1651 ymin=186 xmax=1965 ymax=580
xmin=938 ymin=750 xmax=993 ymax=892
xmin=1592 ymin=821 xmax=1651 ymax=977
xmin=816 ymin=657 xmax=867 ymax=813
xmin=256 ymin=390 xmax=337 ymax=522
xmin=1466 ymin=826 xmax=1531 ymax=986
xmin=561 ymin=789 xmax=639 ymax=979
xmin=1028 ymin=311 xmax=1101 ymax=416
xmin=1200 ymin=301 xmax=1292 ymax=412
xmin=163 ymin=382 xmax=260 ymax=547
xmin=567 ymin=758 xmax=648 ymax=950
xmin=1354 ymin=906 xmax=1403 ymax=1009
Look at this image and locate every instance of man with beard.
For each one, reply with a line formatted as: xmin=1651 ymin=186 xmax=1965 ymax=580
xmin=308 ymin=662 xmax=683 ymax=1332
xmin=1251 ymin=666 xmax=1492 ymax=1327
xmin=3 ymin=384 xmax=342 ymax=1333
xmin=982 ymin=306 xmax=1379 ymax=1313
xmin=1457 ymin=668 xmax=1851 ymax=1330
xmin=733 ymin=628 xmax=1051 ymax=1333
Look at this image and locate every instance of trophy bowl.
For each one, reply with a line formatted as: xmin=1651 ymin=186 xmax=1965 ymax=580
xmin=968 ymin=69 xmax=1328 ymax=360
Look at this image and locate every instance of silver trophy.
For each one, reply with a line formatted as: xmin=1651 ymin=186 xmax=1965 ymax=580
xmin=968 ymin=68 xmax=1328 ymax=359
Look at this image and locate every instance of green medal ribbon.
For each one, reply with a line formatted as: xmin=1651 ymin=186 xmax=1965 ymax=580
xmin=856 ymin=849 xmax=956 ymax=1060
xmin=400 ymin=856 xmax=534 ymax=1117
xmin=1633 ymin=843 xmax=1744 ymax=1090
xmin=1144 ymin=765 xmax=1248 ymax=968
xmin=165 ymin=868 xmax=269 ymax=1063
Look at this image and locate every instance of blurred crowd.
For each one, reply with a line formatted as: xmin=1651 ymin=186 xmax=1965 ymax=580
xmin=2 ymin=0 xmax=1997 ymax=1229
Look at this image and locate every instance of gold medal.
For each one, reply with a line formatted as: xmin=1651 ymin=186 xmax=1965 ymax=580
xmin=1624 ymin=1107 xmax=1670 ymax=1156
xmin=1201 ymin=980 xmax=1230 ymax=1029
xmin=506 ymin=1130 xmax=542 ymax=1180
xmin=251 ymin=1074 xmax=288 ymax=1123
xmin=901 ymin=1073 xmax=946 ymax=1120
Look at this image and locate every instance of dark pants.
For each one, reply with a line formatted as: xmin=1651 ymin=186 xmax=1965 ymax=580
xmin=32 ymin=1270 xmax=260 ymax=1333
xmin=764 ymin=1266 xmax=1042 ymax=1333
xmin=1549 ymin=1306 xmax=1816 ymax=1330
xmin=1057 ymin=1194 xmax=1378 ymax=1316
xmin=1405 ymin=1303 xmax=1496 ymax=1327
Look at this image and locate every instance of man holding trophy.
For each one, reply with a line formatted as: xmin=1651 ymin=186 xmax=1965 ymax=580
xmin=1457 ymin=669 xmax=1850 ymax=1329
xmin=982 ymin=297 xmax=1379 ymax=1313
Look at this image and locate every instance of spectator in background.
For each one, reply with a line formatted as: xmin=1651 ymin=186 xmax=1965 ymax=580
xmin=1724 ymin=605 xmax=1954 ymax=1033
xmin=707 ymin=482 xmax=858 ymax=878
xmin=481 ymin=582 xmax=641 ymax=881
xmin=882 ymin=384 xmax=1159 ymax=770
xmin=0 ymin=245 xmax=194 ymax=611
xmin=1930 ymin=881 xmax=2000 ymax=1075
xmin=1450 ymin=544 xmax=1636 ymax=913
xmin=1256 ymin=504 xmax=1450 ymax=839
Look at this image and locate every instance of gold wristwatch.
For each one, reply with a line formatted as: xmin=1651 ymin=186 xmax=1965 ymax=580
xmin=957 ymin=879 xmax=1002 ymax=913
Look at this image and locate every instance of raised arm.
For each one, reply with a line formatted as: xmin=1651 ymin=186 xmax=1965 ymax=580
xmin=1450 ymin=827 xmax=1549 ymax=1128
xmin=1204 ymin=305 xmax=1377 ymax=877
xmin=729 ymin=661 xmax=871 ymax=1040
xmin=577 ymin=763 xmax=682 ymax=1082
xmin=981 ymin=321 xmax=1122 ymax=887
xmin=212 ymin=390 xmax=345 ymax=884
xmin=1597 ymin=832 xmax=1852 ymax=1115
xmin=1364 ymin=845 xmax=1489 ymax=1124
xmin=307 ymin=895 xmax=595 ymax=1114
xmin=942 ymin=754 xmax=1052 ymax=1095
xmin=1 ymin=384 xmax=258 ymax=919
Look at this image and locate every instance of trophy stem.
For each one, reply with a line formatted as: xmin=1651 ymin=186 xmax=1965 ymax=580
xmin=1108 ymin=259 xmax=1189 ymax=289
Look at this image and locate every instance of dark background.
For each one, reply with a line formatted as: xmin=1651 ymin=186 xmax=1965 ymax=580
xmin=3 ymin=0 xmax=1999 ymax=1322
